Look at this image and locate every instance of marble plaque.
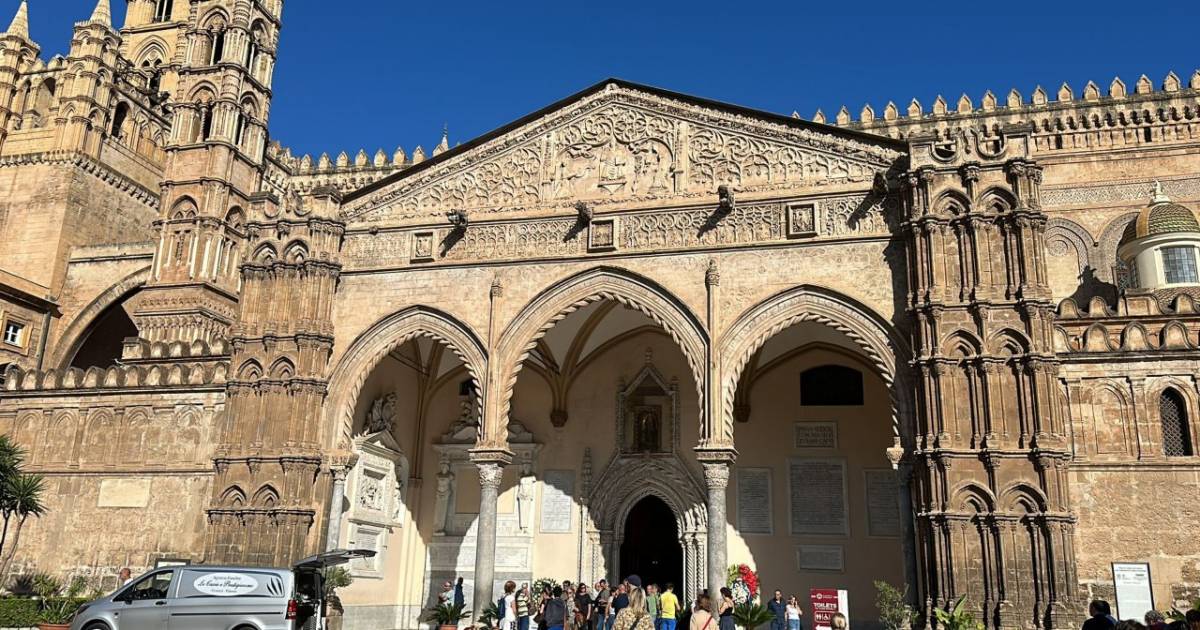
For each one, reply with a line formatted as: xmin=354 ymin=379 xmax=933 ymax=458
xmin=864 ymin=469 xmax=901 ymax=537
xmin=794 ymin=421 xmax=838 ymax=449
xmin=540 ymin=470 xmax=575 ymax=533
xmin=736 ymin=468 xmax=773 ymax=534
xmin=789 ymin=458 xmax=848 ymax=536
xmin=97 ymin=478 xmax=151 ymax=508
xmin=797 ymin=545 xmax=845 ymax=571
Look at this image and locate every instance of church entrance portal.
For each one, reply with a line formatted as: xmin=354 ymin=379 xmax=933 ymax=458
xmin=619 ymin=496 xmax=682 ymax=590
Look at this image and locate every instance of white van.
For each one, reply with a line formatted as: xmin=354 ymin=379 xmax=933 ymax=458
xmin=68 ymin=549 xmax=373 ymax=630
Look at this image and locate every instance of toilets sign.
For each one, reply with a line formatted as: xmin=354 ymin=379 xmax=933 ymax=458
xmin=810 ymin=588 xmax=849 ymax=630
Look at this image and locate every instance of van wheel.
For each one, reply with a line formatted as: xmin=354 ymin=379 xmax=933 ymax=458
xmin=83 ymin=623 xmax=111 ymax=630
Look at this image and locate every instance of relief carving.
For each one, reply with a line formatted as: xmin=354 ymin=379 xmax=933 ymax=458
xmin=342 ymin=86 xmax=899 ymax=224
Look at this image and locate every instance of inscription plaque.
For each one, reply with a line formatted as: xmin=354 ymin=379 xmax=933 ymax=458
xmin=797 ymin=545 xmax=845 ymax=571
xmin=794 ymin=421 xmax=838 ymax=449
xmin=864 ymin=469 xmax=901 ymax=537
xmin=736 ymin=468 xmax=773 ymax=534
xmin=540 ymin=470 xmax=575 ymax=533
xmin=789 ymin=458 xmax=848 ymax=536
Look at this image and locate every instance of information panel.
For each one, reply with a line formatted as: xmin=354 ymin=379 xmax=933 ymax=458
xmin=864 ymin=469 xmax=901 ymax=537
xmin=1112 ymin=562 xmax=1153 ymax=621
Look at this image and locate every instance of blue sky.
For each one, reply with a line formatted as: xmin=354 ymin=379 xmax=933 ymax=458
xmin=29 ymin=1 xmax=1200 ymax=158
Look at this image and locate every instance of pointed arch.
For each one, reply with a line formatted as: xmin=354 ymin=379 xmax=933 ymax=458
xmin=718 ymin=284 xmax=911 ymax=448
xmin=323 ymin=306 xmax=488 ymax=450
xmin=220 ymin=484 xmax=247 ymax=507
xmin=252 ymin=484 xmax=280 ymax=507
xmin=50 ymin=266 xmax=150 ymax=369
xmin=494 ymin=266 xmax=707 ymax=450
xmin=941 ymin=329 xmax=983 ymax=357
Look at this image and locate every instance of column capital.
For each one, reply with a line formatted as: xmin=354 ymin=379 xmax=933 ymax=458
xmin=701 ymin=463 xmax=730 ymax=490
xmin=476 ymin=461 xmax=505 ymax=490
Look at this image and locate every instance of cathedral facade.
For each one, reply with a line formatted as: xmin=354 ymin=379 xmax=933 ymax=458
xmin=1 ymin=1 xmax=1199 ymax=629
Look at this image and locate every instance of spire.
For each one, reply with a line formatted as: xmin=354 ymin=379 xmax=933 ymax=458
xmin=1151 ymin=180 xmax=1170 ymax=204
xmin=433 ymin=124 xmax=449 ymax=156
xmin=88 ymin=0 xmax=112 ymax=27
xmin=6 ymin=1 xmax=28 ymax=39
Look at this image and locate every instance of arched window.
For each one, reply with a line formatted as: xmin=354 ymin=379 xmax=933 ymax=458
xmin=211 ymin=30 xmax=226 ymax=65
xmin=153 ymin=0 xmax=174 ymax=22
xmin=800 ymin=364 xmax=864 ymax=406
xmin=110 ymin=101 xmax=129 ymax=138
xmin=1160 ymin=388 xmax=1194 ymax=457
xmin=200 ymin=102 xmax=215 ymax=140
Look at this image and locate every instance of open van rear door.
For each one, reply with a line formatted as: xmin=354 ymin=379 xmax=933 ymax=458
xmin=294 ymin=548 xmax=376 ymax=570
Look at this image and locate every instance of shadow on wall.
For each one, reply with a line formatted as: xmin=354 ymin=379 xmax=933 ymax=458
xmin=1067 ymin=266 xmax=1118 ymax=310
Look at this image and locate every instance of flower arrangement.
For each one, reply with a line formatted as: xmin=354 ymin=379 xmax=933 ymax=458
xmin=726 ymin=564 xmax=760 ymax=604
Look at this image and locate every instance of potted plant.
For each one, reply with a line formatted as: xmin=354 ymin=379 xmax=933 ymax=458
xmin=732 ymin=602 xmax=776 ymax=630
xmin=34 ymin=575 xmax=88 ymax=630
xmin=424 ymin=601 xmax=471 ymax=630
xmin=933 ymin=596 xmax=983 ymax=630
xmin=477 ymin=601 xmax=500 ymax=629
xmin=323 ymin=565 xmax=353 ymax=627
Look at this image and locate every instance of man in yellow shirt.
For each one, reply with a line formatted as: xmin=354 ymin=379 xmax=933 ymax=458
xmin=658 ymin=583 xmax=680 ymax=630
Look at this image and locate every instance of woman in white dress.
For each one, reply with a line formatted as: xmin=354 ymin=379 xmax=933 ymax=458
xmin=503 ymin=581 xmax=519 ymax=630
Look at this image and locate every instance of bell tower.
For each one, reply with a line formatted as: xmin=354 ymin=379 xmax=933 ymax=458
xmin=129 ymin=0 xmax=281 ymax=343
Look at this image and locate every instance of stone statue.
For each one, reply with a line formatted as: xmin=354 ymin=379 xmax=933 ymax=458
xmin=635 ymin=407 xmax=661 ymax=452
xmin=366 ymin=393 xmax=397 ymax=434
xmin=433 ymin=460 xmax=454 ymax=535
xmin=516 ymin=469 xmax=535 ymax=532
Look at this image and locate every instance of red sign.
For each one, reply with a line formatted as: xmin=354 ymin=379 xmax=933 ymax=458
xmin=810 ymin=588 xmax=848 ymax=630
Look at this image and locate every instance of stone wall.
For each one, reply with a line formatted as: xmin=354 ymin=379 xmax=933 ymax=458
xmin=0 ymin=351 xmax=226 ymax=590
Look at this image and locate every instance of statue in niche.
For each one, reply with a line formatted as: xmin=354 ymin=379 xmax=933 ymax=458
xmin=633 ymin=406 xmax=662 ymax=453
xmin=517 ymin=463 xmax=535 ymax=533
xmin=366 ymin=393 xmax=397 ymax=434
xmin=598 ymin=141 xmax=628 ymax=192
xmin=433 ymin=459 xmax=454 ymax=535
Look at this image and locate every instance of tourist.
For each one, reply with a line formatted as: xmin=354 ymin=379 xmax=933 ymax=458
xmin=1114 ymin=622 xmax=1147 ymax=630
xmin=544 ymin=586 xmax=569 ymax=630
xmin=830 ymin=613 xmax=847 ymax=630
xmin=503 ymin=581 xmax=518 ymax=630
xmin=439 ymin=581 xmax=454 ymax=604
xmin=595 ymin=580 xmax=612 ymax=630
xmin=690 ymin=594 xmax=714 ymax=630
xmin=1083 ymin=600 xmax=1116 ymax=630
xmin=454 ymin=577 xmax=465 ymax=608
xmin=646 ymin=584 xmax=660 ymax=624
xmin=614 ymin=582 xmax=631 ymax=616
xmin=612 ymin=584 xmax=656 ymax=630
xmin=576 ymin=582 xmax=593 ymax=630
xmin=659 ymin=583 xmax=681 ymax=630
xmin=767 ymin=591 xmax=787 ymax=630
xmin=518 ymin=583 xmax=532 ymax=630
xmin=118 ymin=567 xmax=133 ymax=586
xmin=786 ymin=595 xmax=804 ymax=630
xmin=1146 ymin=611 xmax=1167 ymax=630
xmin=718 ymin=588 xmax=735 ymax=630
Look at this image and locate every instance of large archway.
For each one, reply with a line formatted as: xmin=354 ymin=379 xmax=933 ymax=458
xmin=620 ymin=496 xmax=682 ymax=591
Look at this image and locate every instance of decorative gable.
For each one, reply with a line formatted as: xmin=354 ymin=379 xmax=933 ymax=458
xmin=341 ymin=81 xmax=902 ymax=225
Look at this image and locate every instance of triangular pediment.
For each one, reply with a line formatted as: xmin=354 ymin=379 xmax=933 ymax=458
xmin=341 ymin=80 xmax=904 ymax=224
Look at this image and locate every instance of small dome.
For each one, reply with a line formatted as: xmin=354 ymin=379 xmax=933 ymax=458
xmin=1120 ymin=182 xmax=1200 ymax=247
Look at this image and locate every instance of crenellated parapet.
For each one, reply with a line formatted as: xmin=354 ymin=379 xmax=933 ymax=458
xmin=1054 ymin=291 xmax=1200 ymax=354
xmin=805 ymin=70 xmax=1200 ymax=159
xmin=262 ymin=130 xmax=452 ymax=198
xmin=3 ymin=337 xmax=230 ymax=393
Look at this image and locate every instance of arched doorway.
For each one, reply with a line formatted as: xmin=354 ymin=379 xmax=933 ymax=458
xmin=619 ymin=496 xmax=682 ymax=591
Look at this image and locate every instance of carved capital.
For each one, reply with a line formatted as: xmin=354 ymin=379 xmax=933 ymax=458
xmin=705 ymin=258 xmax=720 ymax=287
xmin=701 ymin=462 xmax=731 ymax=490
xmin=490 ymin=277 xmax=503 ymax=299
xmin=477 ymin=462 xmax=504 ymax=490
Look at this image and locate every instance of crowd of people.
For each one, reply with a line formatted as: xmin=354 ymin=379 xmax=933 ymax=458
xmin=1082 ymin=599 xmax=1200 ymax=630
xmin=450 ymin=576 xmax=834 ymax=630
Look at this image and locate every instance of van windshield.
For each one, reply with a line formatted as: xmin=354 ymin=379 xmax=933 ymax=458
xmin=176 ymin=570 xmax=287 ymax=598
xmin=121 ymin=571 xmax=173 ymax=601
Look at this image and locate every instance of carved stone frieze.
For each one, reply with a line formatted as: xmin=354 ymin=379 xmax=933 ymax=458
xmin=341 ymin=84 xmax=900 ymax=224
xmin=1041 ymin=176 xmax=1200 ymax=208
xmin=339 ymin=193 xmax=894 ymax=270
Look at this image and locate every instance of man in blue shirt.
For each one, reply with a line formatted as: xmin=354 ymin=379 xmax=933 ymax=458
xmin=767 ymin=590 xmax=787 ymax=630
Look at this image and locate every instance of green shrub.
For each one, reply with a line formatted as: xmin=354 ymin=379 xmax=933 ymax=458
xmin=0 ymin=598 xmax=39 ymax=626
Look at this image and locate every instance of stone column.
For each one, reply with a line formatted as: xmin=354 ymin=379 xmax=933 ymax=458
xmin=324 ymin=467 xmax=351 ymax=551
xmin=701 ymin=458 xmax=732 ymax=616
xmin=472 ymin=460 xmax=505 ymax=619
